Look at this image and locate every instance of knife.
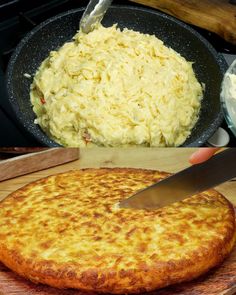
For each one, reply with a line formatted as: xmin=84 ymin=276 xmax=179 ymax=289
xmin=119 ymin=148 xmax=236 ymax=209
xmin=80 ymin=0 xmax=113 ymax=34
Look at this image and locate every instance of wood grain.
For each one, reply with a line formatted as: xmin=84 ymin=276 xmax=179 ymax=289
xmin=0 ymin=148 xmax=235 ymax=294
xmin=0 ymin=148 xmax=79 ymax=181
xmin=129 ymin=0 xmax=236 ymax=44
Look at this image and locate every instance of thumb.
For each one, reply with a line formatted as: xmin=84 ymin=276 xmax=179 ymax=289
xmin=189 ymin=148 xmax=220 ymax=165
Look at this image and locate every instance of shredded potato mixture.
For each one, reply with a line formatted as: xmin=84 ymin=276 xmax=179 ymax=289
xmin=30 ymin=25 xmax=203 ymax=147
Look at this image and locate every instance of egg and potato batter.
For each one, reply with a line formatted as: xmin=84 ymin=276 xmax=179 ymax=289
xmin=30 ymin=25 xmax=203 ymax=147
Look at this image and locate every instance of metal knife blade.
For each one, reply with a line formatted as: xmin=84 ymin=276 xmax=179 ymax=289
xmin=80 ymin=0 xmax=113 ymax=34
xmin=119 ymin=149 xmax=236 ymax=210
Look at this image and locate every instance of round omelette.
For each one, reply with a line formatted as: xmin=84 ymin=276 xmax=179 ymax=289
xmin=0 ymin=168 xmax=235 ymax=293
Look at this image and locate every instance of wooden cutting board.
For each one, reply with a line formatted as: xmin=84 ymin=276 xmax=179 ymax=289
xmin=0 ymin=148 xmax=235 ymax=295
xmin=129 ymin=0 xmax=236 ymax=45
xmin=0 ymin=148 xmax=79 ymax=181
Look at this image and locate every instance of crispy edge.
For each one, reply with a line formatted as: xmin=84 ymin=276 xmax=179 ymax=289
xmin=0 ymin=218 xmax=235 ymax=294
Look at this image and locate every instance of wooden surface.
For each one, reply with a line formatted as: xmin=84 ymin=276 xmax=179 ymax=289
xmin=129 ymin=0 xmax=236 ymax=45
xmin=0 ymin=148 xmax=235 ymax=295
xmin=0 ymin=148 xmax=79 ymax=181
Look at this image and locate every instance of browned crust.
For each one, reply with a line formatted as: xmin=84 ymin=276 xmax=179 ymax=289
xmin=0 ymin=230 xmax=235 ymax=294
xmin=0 ymin=168 xmax=235 ymax=294
xmin=0 ymin=168 xmax=170 ymax=203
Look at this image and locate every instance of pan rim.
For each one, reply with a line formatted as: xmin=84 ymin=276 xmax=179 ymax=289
xmin=6 ymin=5 xmax=226 ymax=147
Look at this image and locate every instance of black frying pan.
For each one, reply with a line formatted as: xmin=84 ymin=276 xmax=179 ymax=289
xmin=6 ymin=5 xmax=227 ymax=147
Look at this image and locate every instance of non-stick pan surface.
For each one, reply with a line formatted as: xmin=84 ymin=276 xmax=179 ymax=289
xmin=6 ymin=6 xmax=227 ymax=147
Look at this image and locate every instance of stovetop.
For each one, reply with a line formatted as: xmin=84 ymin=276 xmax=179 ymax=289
xmin=0 ymin=0 xmax=236 ymax=147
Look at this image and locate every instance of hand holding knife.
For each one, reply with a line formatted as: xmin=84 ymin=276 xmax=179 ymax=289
xmin=119 ymin=148 xmax=236 ymax=210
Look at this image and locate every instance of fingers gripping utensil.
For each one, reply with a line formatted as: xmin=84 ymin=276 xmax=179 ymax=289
xmin=80 ymin=0 xmax=113 ymax=33
xmin=119 ymin=148 xmax=236 ymax=210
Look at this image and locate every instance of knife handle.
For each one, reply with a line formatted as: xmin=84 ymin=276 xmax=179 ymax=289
xmin=191 ymin=148 xmax=236 ymax=189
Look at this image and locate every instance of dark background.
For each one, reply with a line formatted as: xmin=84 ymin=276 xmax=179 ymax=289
xmin=0 ymin=0 xmax=235 ymax=146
